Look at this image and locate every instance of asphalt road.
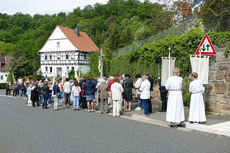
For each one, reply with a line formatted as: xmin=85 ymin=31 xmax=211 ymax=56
xmin=0 ymin=96 xmax=230 ymax=153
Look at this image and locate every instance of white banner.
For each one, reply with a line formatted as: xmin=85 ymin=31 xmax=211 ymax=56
xmin=190 ymin=55 xmax=209 ymax=84
xmin=161 ymin=57 xmax=176 ymax=86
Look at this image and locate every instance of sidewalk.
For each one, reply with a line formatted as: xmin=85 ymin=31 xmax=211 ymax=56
xmin=124 ymin=102 xmax=230 ymax=137
xmin=1 ymin=89 xmax=230 ymax=137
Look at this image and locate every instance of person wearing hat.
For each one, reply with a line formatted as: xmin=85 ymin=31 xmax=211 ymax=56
xmin=165 ymin=68 xmax=185 ymax=128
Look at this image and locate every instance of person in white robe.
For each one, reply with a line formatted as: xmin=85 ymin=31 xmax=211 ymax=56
xmin=165 ymin=68 xmax=185 ymax=128
xmin=189 ymin=72 xmax=206 ymax=123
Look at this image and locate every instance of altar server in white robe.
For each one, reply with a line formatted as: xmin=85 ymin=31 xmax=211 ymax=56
xmin=165 ymin=68 xmax=185 ymax=128
xmin=189 ymin=72 xmax=206 ymax=123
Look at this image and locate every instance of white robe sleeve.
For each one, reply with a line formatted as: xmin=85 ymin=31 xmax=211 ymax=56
xmin=165 ymin=78 xmax=170 ymax=90
xmin=189 ymin=82 xmax=195 ymax=93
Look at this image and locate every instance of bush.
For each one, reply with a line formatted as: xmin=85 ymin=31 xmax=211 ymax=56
xmin=109 ymin=28 xmax=230 ymax=79
xmin=0 ymin=83 xmax=6 ymax=89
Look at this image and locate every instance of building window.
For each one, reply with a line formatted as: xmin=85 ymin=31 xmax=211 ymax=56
xmin=84 ymin=54 xmax=87 ymax=60
xmin=72 ymin=67 xmax=74 ymax=70
xmin=71 ymin=53 xmax=74 ymax=59
xmin=57 ymin=42 xmax=60 ymax=49
xmin=50 ymin=55 xmax=52 ymax=60
xmin=45 ymin=55 xmax=47 ymax=60
xmin=50 ymin=67 xmax=52 ymax=73
xmin=45 ymin=67 xmax=48 ymax=72
xmin=66 ymin=54 xmax=69 ymax=60
xmin=0 ymin=76 xmax=3 ymax=80
xmin=57 ymin=54 xmax=60 ymax=60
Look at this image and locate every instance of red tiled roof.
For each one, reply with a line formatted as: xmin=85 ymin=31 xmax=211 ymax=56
xmin=57 ymin=25 xmax=99 ymax=52
xmin=0 ymin=56 xmax=13 ymax=71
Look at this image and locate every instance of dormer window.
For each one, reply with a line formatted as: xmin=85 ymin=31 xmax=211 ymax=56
xmin=66 ymin=54 xmax=69 ymax=60
xmin=57 ymin=42 xmax=60 ymax=49
xmin=45 ymin=55 xmax=47 ymax=60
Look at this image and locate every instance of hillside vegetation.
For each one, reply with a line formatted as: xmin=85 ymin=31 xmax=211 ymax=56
xmin=0 ymin=0 xmax=172 ymax=79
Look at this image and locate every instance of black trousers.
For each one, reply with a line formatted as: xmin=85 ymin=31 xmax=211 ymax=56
xmin=64 ymin=93 xmax=71 ymax=105
xmin=32 ymin=100 xmax=40 ymax=107
xmin=160 ymin=92 xmax=167 ymax=111
xmin=148 ymin=99 xmax=152 ymax=114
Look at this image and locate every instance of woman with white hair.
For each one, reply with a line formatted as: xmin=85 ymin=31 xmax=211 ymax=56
xmin=139 ymin=75 xmax=151 ymax=117
xmin=111 ymin=77 xmax=124 ymax=117
xmin=165 ymin=68 xmax=185 ymax=128
xmin=98 ymin=77 xmax=109 ymax=114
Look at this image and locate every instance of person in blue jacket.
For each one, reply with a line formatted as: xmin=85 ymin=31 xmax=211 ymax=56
xmin=84 ymin=77 xmax=96 ymax=112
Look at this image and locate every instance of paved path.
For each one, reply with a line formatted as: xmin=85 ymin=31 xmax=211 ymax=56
xmin=0 ymin=96 xmax=230 ymax=153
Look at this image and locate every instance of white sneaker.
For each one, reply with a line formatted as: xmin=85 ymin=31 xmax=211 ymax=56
xmin=135 ymin=107 xmax=141 ymax=111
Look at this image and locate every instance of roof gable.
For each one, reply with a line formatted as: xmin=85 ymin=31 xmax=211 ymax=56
xmin=57 ymin=25 xmax=99 ymax=52
xmin=49 ymin=26 xmax=67 ymax=40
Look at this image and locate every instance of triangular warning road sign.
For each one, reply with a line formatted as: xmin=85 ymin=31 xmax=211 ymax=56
xmin=195 ymin=33 xmax=216 ymax=55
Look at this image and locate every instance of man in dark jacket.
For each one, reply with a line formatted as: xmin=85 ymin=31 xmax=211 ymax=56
xmin=5 ymin=83 xmax=9 ymax=96
xmin=42 ymin=81 xmax=49 ymax=109
xmin=158 ymin=78 xmax=168 ymax=112
xmin=31 ymin=83 xmax=40 ymax=107
xmin=122 ymin=74 xmax=133 ymax=112
xmin=146 ymin=73 xmax=153 ymax=114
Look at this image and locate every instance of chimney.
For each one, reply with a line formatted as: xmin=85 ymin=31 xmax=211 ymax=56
xmin=74 ymin=28 xmax=80 ymax=36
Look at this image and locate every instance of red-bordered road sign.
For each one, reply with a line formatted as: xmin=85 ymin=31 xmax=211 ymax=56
xmin=195 ymin=33 xmax=216 ymax=55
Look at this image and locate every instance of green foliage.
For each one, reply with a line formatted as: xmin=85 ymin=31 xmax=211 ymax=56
xmin=224 ymin=42 xmax=230 ymax=58
xmin=28 ymin=74 xmax=43 ymax=81
xmin=68 ymin=69 xmax=75 ymax=80
xmin=182 ymin=77 xmax=192 ymax=107
xmin=0 ymin=83 xmax=6 ymax=89
xmin=109 ymin=28 xmax=230 ymax=80
xmin=10 ymin=55 xmax=33 ymax=79
xmin=199 ymin=0 xmax=230 ymax=32
xmin=0 ymin=41 xmax=15 ymax=55
xmin=0 ymin=0 xmax=173 ymax=79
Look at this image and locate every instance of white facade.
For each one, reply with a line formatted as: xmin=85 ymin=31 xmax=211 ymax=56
xmin=39 ymin=26 xmax=91 ymax=78
xmin=0 ymin=71 xmax=9 ymax=83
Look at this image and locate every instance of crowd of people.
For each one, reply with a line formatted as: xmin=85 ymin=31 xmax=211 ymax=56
xmin=5 ymin=68 xmax=206 ymax=128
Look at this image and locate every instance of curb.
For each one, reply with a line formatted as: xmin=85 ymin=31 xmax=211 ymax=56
xmin=130 ymin=114 xmax=230 ymax=138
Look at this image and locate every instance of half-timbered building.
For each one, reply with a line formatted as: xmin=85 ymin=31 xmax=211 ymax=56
xmin=0 ymin=54 xmax=13 ymax=83
xmin=39 ymin=25 xmax=99 ymax=78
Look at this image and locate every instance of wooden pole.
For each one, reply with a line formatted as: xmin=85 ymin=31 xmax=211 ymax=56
xmin=100 ymin=48 xmax=103 ymax=78
xmin=168 ymin=47 xmax=171 ymax=77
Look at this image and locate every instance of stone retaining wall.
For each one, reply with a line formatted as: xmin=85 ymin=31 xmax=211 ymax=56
xmin=205 ymin=44 xmax=230 ymax=116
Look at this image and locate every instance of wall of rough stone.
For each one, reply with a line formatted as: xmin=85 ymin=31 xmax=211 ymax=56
xmin=205 ymin=44 xmax=230 ymax=116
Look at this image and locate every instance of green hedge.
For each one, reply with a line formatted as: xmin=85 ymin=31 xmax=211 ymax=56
xmin=110 ymin=28 xmax=230 ymax=78
xmin=0 ymin=83 xmax=6 ymax=89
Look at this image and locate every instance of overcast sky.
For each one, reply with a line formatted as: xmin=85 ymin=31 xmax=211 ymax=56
xmin=0 ymin=0 xmax=159 ymax=16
